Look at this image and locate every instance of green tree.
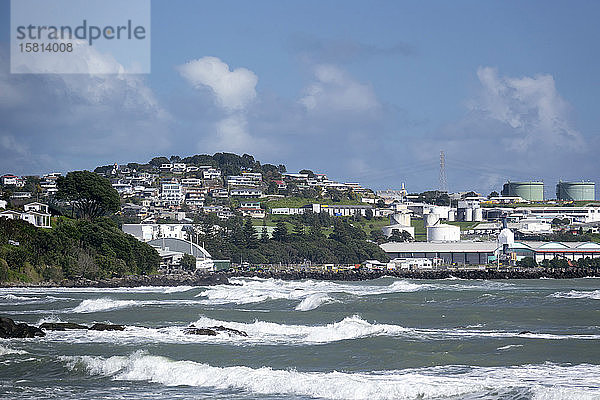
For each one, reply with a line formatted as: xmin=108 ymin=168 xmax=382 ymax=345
xmin=488 ymin=191 xmax=499 ymax=199
xmin=57 ymin=171 xmax=120 ymax=220
xmin=292 ymin=221 xmax=305 ymax=240
xmin=299 ymin=169 xmax=315 ymax=178
xmin=388 ymin=229 xmax=412 ymax=243
xmin=243 ymin=219 xmax=258 ymax=248
xmin=180 ymin=253 xmax=197 ymax=271
xmin=272 ymin=222 xmax=289 ymax=242
xmin=149 ymin=156 xmax=170 ymax=167
xmin=370 ymin=229 xmax=386 ymax=244
xmin=516 ymin=256 xmax=537 ymax=268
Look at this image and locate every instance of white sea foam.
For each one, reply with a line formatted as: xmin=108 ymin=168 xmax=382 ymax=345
xmin=69 ymin=297 xmax=209 ymax=313
xmin=0 ymin=294 xmax=34 ymax=301
xmin=42 ymin=315 xmax=413 ymax=345
xmin=550 ymin=290 xmax=600 ymax=300
xmin=38 ymin=313 xmax=600 ymax=346
xmin=0 ymin=344 xmax=28 ymax=356
xmin=0 ymin=294 xmax=67 ymax=306
xmin=71 ymin=298 xmax=140 ymax=313
xmin=496 ymin=344 xmax=524 ymax=351
xmin=162 ymin=286 xmax=195 ymax=294
xmin=64 ymin=351 xmax=600 ymax=400
xmin=295 ymin=293 xmax=333 ymax=311
xmin=196 ymin=278 xmax=427 ymax=308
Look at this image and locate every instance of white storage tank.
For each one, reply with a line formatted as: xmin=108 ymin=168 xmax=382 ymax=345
xmin=424 ymin=213 xmax=440 ymax=227
xmin=473 ymin=208 xmax=483 ymax=222
xmin=427 ymin=224 xmax=460 ymax=242
xmin=447 ymin=210 xmax=456 ymax=222
xmin=464 ymin=208 xmax=473 ymax=222
xmin=390 ymin=212 xmax=411 ymax=226
xmin=498 ymin=228 xmax=514 ymax=247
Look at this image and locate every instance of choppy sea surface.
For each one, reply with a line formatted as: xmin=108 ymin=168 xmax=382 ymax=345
xmin=1 ymin=277 xmax=600 ymax=399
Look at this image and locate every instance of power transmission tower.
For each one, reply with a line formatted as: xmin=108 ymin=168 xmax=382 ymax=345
xmin=439 ymin=150 xmax=448 ymax=193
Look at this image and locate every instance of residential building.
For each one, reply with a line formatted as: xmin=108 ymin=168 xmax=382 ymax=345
xmin=161 ymin=183 xmax=184 ymax=206
xmin=230 ymin=188 xmax=262 ymax=197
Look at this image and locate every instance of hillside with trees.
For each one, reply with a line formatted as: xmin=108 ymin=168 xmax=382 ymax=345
xmin=194 ymin=212 xmax=389 ymax=265
xmin=0 ymin=171 xmax=160 ymax=283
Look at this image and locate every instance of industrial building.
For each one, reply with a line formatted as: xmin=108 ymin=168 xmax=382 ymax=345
xmin=502 ymin=181 xmax=544 ymax=202
xmin=147 ymin=237 xmax=215 ymax=271
xmin=556 ymin=181 xmax=595 ymax=201
xmin=483 ymin=206 xmax=600 ymax=224
xmin=380 ymin=240 xmax=600 ymax=265
xmin=380 ymin=241 xmax=497 ymax=264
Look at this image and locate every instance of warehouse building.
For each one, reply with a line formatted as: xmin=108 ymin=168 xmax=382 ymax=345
xmin=380 ymin=241 xmax=600 ymax=265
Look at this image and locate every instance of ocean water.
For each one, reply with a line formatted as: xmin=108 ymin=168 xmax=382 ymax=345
xmin=1 ymin=277 xmax=599 ymax=399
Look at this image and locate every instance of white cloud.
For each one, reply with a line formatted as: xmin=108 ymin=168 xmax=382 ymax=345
xmin=0 ymin=45 xmax=170 ymax=174
xmin=177 ymin=56 xmax=257 ymax=111
xmin=300 ymin=64 xmax=379 ymax=114
xmin=472 ymin=66 xmax=585 ymax=151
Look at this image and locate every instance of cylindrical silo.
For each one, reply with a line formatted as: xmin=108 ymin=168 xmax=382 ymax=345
xmin=502 ymin=181 xmax=544 ymax=201
xmin=556 ymin=181 xmax=595 ymax=201
xmin=427 ymin=224 xmax=460 ymax=242
xmin=447 ymin=210 xmax=456 ymax=222
xmin=464 ymin=208 xmax=473 ymax=222
xmin=425 ymin=213 xmax=440 ymax=227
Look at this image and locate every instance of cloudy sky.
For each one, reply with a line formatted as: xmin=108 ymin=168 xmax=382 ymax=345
xmin=1 ymin=1 xmax=599 ymax=197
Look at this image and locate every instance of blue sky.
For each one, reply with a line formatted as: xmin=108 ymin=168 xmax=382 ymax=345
xmin=1 ymin=0 xmax=599 ymax=197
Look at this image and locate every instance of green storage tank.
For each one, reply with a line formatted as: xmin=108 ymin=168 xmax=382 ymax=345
xmin=501 ymin=181 xmax=544 ymax=202
xmin=556 ymin=181 xmax=595 ymax=201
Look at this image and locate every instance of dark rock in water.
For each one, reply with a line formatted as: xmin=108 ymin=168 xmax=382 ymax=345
xmin=208 ymin=325 xmax=248 ymax=337
xmin=184 ymin=327 xmax=217 ymax=336
xmin=183 ymin=325 xmax=248 ymax=337
xmin=519 ymin=330 xmax=533 ymax=335
xmin=88 ymin=323 xmax=125 ymax=331
xmin=0 ymin=317 xmax=45 ymax=338
xmin=40 ymin=322 xmax=88 ymax=331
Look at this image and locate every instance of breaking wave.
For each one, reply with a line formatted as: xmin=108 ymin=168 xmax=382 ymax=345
xmin=70 ymin=297 xmax=209 ymax=313
xmin=0 ymin=345 xmax=28 ymax=356
xmin=550 ymin=290 xmax=600 ymax=300
xmin=71 ymin=298 xmax=140 ymax=313
xmin=196 ymin=278 xmax=427 ymax=308
xmin=64 ymin=351 xmax=600 ymax=400
xmin=39 ymin=314 xmax=600 ymax=346
xmin=295 ymin=293 xmax=333 ymax=311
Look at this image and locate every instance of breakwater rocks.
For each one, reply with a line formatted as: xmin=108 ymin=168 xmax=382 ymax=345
xmin=1 ymin=317 xmax=247 ymax=339
xmin=184 ymin=325 xmax=248 ymax=337
xmin=228 ymin=268 xmax=600 ymax=281
xmin=0 ymin=272 xmax=230 ymax=288
xmin=0 ymin=317 xmax=45 ymax=338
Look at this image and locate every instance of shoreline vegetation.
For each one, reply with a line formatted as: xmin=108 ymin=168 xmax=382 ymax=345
xmin=1 ymin=267 xmax=599 ymax=288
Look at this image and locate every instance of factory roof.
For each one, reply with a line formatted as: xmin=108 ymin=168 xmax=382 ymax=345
xmin=380 ymin=241 xmax=498 ymax=253
xmin=380 ymin=241 xmax=600 ymax=254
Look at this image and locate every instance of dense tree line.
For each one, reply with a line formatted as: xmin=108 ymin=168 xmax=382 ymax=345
xmin=0 ymin=217 xmax=160 ymax=282
xmin=95 ymin=152 xmax=288 ymax=179
xmin=194 ymin=212 xmax=389 ymax=265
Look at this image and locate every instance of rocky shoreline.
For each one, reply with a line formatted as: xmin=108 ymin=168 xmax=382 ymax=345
xmin=227 ymin=267 xmax=600 ymax=281
xmin=0 ymin=272 xmax=230 ymax=288
xmin=1 ymin=268 xmax=599 ymax=288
